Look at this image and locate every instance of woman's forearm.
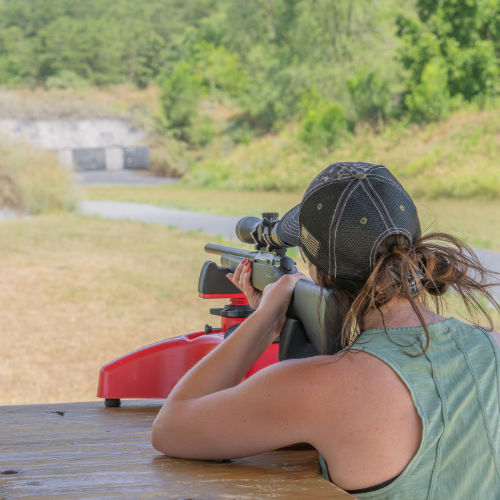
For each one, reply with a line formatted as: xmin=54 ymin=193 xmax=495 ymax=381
xmin=151 ymin=274 xmax=303 ymax=455
xmin=165 ymin=309 xmax=280 ymax=402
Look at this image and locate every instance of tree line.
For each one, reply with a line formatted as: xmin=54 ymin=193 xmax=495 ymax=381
xmin=0 ymin=0 xmax=498 ymax=145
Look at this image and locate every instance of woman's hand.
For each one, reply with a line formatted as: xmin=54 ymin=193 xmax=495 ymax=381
xmin=257 ymin=272 xmax=306 ymax=334
xmin=226 ymin=258 xmax=262 ymax=310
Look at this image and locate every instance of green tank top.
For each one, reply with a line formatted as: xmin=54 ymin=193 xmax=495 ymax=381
xmin=319 ymin=317 xmax=500 ymax=499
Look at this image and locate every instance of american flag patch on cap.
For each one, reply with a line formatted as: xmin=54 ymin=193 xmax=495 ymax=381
xmin=300 ymin=225 xmax=320 ymax=257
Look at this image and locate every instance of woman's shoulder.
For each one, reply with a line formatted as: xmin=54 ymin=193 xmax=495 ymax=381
xmin=284 ymin=350 xmax=413 ymax=411
xmin=285 ymin=351 xmax=420 ymax=487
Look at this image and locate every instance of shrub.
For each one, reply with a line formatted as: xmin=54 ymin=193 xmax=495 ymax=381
xmin=404 ymin=58 xmax=452 ymax=122
xmin=397 ymin=0 xmax=499 ymax=122
xmin=347 ymin=68 xmax=391 ymax=126
xmin=299 ymin=101 xmax=347 ymax=149
xmin=149 ymin=136 xmax=189 ymax=178
xmin=45 ymin=70 xmax=89 ymax=90
xmin=190 ymin=117 xmax=216 ymax=147
xmin=158 ymin=62 xmax=203 ymax=141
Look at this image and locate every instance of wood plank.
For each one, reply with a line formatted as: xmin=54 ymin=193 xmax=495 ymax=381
xmin=0 ymin=400 xmax=352 ymax=499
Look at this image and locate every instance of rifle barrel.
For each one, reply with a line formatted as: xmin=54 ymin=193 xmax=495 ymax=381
xmin=204 ymin=243 xmax=256 ymax=259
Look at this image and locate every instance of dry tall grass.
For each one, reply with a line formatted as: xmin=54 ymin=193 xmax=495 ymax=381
xmin=0 ymin=85 xmax=158 ymax=122
xmin=0 ymin=140 xmax=76 ymax=214
xmin=187 ymin=101 xmax=500 ymax=198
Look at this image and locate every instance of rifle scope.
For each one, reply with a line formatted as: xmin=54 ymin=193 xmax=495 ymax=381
xmin=235 ymin=213 xmax=293 ymax=250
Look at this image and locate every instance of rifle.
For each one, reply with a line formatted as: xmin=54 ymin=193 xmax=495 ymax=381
xmin=199 ymin=213 xmax=343 ymax=359
xmin=97 ymin=212 xmax=343 ymax=407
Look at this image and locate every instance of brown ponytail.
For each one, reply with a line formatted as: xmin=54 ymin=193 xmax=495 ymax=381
xmin=318 ymin=232 xmax=500 ymax=353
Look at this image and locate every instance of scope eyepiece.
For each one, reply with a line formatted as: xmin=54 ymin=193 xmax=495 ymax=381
xmin=235 ymin=213 xmax=293 ymax=250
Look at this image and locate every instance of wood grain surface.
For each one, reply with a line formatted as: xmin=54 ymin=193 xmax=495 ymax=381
xmin=0 ymin=400 xmax=352 ymax=499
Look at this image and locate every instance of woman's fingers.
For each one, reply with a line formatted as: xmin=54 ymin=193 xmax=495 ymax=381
xmin=233 ymin=259 xmax=246 ymax=284
xmin=226 ymin=259 xmax=247 ymax=290
xmin=225 ymin=259 xmax=262 ymax=309
xmin=242 ymin=261 xmax=262 ymax=310
xmin=241 ymin=259 xmax=252 ymax=291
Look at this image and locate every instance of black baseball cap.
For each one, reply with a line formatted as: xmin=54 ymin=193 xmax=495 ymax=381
xmin=277 ymin=162 xmax=421 ymax=290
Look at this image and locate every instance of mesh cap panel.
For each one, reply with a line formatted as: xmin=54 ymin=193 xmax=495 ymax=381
xmin=277 ymin=162 xmax=421 ymax=286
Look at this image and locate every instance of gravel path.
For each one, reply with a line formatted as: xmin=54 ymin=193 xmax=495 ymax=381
xmin=80 ymin=200 xmax=240 ymax=239
xmin=76 ymin=170 xmax=179 ymax=186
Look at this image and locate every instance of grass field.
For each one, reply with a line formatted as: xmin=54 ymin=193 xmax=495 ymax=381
xmin=0 ymin=215 xmax=235 ymax=405
xmin=1 ymin=210 xmax=498 ymax=406
xmin=83 ymin=184 xmax=500 ymax=250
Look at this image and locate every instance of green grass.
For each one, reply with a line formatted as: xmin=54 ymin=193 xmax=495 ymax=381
xmin=83 ymin=184 xmax=500 ymax=251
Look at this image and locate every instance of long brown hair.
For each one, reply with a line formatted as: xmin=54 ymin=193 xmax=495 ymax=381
xmin=317 ymin=232 xmax=500 ymax=353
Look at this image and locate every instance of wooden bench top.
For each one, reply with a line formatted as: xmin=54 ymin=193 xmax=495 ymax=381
xmin=0 ymin=400 xmax=352 ymax=499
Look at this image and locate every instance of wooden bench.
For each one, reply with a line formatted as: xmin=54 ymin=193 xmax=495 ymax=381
xmin=1 ymin=400 xmax=352 ymax=499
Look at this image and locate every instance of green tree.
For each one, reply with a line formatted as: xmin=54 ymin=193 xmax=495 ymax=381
xmin=158 ymin=61 xmax=203 ymax=141
xmin=404 ymin=57 xmax=452 ymax=122
xmin=132 ymin=32 xmax=166 ymax=89
xmin=397 ymin=0 xmax=499 ymax=121
xmin=192 ymin=41 xmax=249 ymax=97
xmin=347 ymin=68 xmax=391 ymax=126
xmin=0 ymin=26 xmax=36 ymax=85
xmin=298 ymin=89 xmax=347 ymax=149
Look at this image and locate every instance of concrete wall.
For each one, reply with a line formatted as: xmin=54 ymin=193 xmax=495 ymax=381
xmin=0 ymin=119 xmax=149 ymax=171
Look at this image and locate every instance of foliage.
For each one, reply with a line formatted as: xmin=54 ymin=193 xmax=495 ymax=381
xmin=0 ymin=0 xmax=498 ymax=171
xmin=404 ymin=58 xmax=453 ymax=122
xmin=191 ymin=41 xmax=249 ymax=97
xmin=45 ymin=69 xmax=88 ymax=89
xmin=347 ymin=69 xmax=391 ymax=126
xmin=132 ymin=33 xmax=167 ymax=89
xmin=397 ymin=0 xmax=499 ymax=122
xmin=298 ymin=90 xmax=347 ymax=149
xmin=0 ymin=0 xmax=412 ymax=133
xmin=158 ymin=62 xmax=203 ymax=141
xmin=148 ymin=135 xmax=190 ymax=177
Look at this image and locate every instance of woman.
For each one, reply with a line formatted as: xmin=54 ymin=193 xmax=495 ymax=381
xmin=152 ymin=162 xmax=500 ymax=498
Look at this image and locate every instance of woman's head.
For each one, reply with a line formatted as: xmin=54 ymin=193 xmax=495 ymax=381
xmin=278 ymin=162 xmax=499 ymax=348
xmin=278 ymin=162 xmax=421 ymax=293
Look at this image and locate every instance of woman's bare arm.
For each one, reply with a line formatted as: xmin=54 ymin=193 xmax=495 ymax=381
xmin=151 ymin=272 xmax=308 ymax=458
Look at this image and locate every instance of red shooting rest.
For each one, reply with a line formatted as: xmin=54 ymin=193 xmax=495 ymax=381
xmin=97 ymin=293 xmax=279 ymax=404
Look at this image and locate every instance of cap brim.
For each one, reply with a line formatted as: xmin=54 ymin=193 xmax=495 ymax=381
xmin=276 ymin=204 xmax=300 ymax=246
